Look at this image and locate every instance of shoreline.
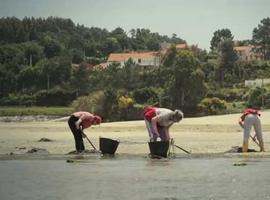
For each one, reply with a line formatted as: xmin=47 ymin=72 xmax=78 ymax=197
xmin=1 ymin=151 xmax=270 ymax=161
xmin=0 ymin=115 xmax=66 ymax=122
xmin=1 ymin=111 xmax=269 ymax=157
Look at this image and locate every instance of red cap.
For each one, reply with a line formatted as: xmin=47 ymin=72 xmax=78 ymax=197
xmin=93 ymin=115 xmax=102 ymax=125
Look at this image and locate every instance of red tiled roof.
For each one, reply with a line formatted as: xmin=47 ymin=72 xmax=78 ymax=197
xmin=108 ymin=52 xmax=158 ymax=62
xmin=234 ymin=46 xmax=251 ymax=51
xmin=175 ymin=44 xmax=189 ymax=49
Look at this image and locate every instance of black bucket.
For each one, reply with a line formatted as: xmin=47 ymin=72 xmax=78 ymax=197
xmin=148 ymin=141 xmax=169 ymax=158
xmin=99 ymin=137 xmax=119 ymax=154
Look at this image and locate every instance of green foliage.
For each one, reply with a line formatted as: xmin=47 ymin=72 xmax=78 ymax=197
xmin=71 ymin=91 xmax=106 ymax=116
xmin=118 ymin=104 xmax=143 ymax=121
xmin=0 ymin=88 xmax=75 ymax=106
xmin=210 ymin=28 xmax=234 ymax=50
xmin=253 ymin=17 xmax=270 ymax=60
xmin=132 ymin=87 xmax=159 ymax=104
xmin=216 ymin=39 xmax=238 ymax=86
xmin=103 ymin=88 xmax=118 ymax=120
xmin=70 ymin=63 xmax=90 ymax=95
xmin=237 ymin=60 xmax=270 ymax=80
xmin=207 ymin=87 xmax=247 ymax=102
xmin=198 ymin=97 xmax=227 ymax=115
xmin=246 ymin=87 xmax=266 ymax=108
xmin=0 ymin=106 xmax=73 ymax=116
xmin=35 ymin=88 xmax=75 ymax=106
xmin=118 ymin=95 xmax=135 ymax=109
xmin=0 ymin=93 xmax=36 ymax=106
xmin=225 ymin=101 xmax=246 ymax=114
xmin=162 ymin=49 xmax=206 ymax=111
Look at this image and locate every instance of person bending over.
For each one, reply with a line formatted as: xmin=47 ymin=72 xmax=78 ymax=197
xmin=143 ymin=106 xmax=183 ymax=142
xmin=68 ymin=111 xmax=101 ymax=153
xmin=238 ymin=106 xmax=264 ymax=152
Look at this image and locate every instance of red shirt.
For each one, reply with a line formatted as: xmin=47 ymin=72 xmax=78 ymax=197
xmin=143 ymin=106 xmax=157 ymax=121
xmin=240 ymin=108 xmax=261 ymax=121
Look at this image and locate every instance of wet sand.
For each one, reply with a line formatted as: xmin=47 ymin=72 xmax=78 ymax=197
xmin=1 ymin=111 xmax=270 ymax=200
xmin=1 ymin=111 xmax=270 ymax=155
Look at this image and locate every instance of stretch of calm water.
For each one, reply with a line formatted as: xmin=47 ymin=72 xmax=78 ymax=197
xmin=0 ymin=155 xmax=270 ymax=200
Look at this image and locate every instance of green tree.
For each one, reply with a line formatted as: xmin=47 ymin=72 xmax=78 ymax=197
xmin=162 ymin=50 xmax=206 ymax=110
xmin=247 ymin=87 xmax=266 ymax=108
xmin=23 ymin=42 xmax=44 ymax=65
xmin=210 ymin=29 xmax=233 ymax=50
xmin=40 ymin=36 xmax=62 ymax=58
xmin=70 ymin=63 xmax=90 ymax=95
xmin=111 ymin=27 xmax=130 ymax=51
xmin=217 ymin=39 xmax=238 ymax=86
xmin=102 ymin=37 xmax=121 ymax=55
xmin=253 ymin=17 xmax=270 ymax=60
xmin=161 ymin=45 xmax=177 ymax=67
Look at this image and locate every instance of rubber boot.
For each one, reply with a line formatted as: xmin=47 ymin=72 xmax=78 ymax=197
xmin=259 ymin=143 xmax=265 ymax=152
xmin=242 ymin=143 xmax=248 ymax=153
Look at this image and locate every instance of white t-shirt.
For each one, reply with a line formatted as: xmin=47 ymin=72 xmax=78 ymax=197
xmin=155 ymin=108 xmax=174 ymax=127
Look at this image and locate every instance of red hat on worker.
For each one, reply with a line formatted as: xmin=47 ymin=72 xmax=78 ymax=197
xmin=93 ymin=115 xmax=102 ymax=124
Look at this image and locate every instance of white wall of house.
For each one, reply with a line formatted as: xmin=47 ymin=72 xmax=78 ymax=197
xmin=235 ymin=45 xmax=263 ymax=61
xmin=108 ymin=57 xmax=160 ymax=68
xmin=137 ymin=57 xmax=160 ymax=66
xmin=245 ymin=78 xmax=270 ymax=87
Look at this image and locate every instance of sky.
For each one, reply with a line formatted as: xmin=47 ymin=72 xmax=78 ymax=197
xmin=0 ymin=0 xmax=269 ymax=50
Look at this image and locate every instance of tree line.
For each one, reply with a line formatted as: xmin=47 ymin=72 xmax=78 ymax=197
xmin=0 ymin=16 xmax=270 ymax=120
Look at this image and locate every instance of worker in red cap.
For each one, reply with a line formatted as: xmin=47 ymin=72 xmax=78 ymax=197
xmin=68 ymin=111 xmax=101 ymax=153
xmin=143 ymin=106 xmax=183 ymax=142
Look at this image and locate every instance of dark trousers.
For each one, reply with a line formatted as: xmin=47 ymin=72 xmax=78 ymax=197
xmin=68 ymin=115 xmax=85 ymax=152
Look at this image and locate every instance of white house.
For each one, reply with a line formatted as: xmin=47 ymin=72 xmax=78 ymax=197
xmin=245 ymin=78 xmax=270 ymax=87
xmin=107 ymin=52 xmax=160 ymax=67
xmin=234 ymin=45 xmax=263 ymax=61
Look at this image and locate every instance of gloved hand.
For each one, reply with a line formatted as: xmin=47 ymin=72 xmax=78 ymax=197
xmin=156 ymin=137 xmax=161 ymax=142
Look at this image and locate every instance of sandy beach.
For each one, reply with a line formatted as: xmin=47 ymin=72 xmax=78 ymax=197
xmin=1 ymin=111 xmax=270 ymax=156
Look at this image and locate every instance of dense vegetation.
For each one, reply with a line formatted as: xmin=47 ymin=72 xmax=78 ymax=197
xmin=0 ymin=16 xmax=270 ymax=120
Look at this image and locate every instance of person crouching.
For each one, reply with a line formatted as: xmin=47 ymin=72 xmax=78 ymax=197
xmin=143 ymin=106 xmax=183 ymax=142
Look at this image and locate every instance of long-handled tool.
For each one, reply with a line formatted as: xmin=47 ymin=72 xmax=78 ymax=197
xmin=250 ymin=134 xmax=260 ymax=147
xmin=173 ymin=144 xmax=191 ymax=154
xmin=240 ymin=126 xmax=260 ymax=147
xmin=81 ymin=131 xmax=97 ymax=150
xmin=170 ymin=138 xmax=191 ymax=154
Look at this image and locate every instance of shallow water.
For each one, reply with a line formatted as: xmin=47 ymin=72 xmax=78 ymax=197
xmin=1 ymin=155 xmax=270 ymax=200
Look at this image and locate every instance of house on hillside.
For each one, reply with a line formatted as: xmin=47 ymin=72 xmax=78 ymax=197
xmin=94 ymin=42 xmax=197 ymax=70
xmin=107 ymin=52 xmax=160 ymax=67
xmin=234 ymin=45 xmax=263 ymax=61
xmin=245 ymin=78 xmax=270 ymax=87
xmin=159 ymin=42 xmax=191 ymax=55
xmin=92 ymin=62 xmax=110 ymax=70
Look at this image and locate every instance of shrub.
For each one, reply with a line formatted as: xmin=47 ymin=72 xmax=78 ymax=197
xmin=198 ymin=97 xmax=227 ymax=115
xmin=0 ymin=93 xmax=36 ymax=106
xmin=132 ymin=87 xmax=159 ymax=104
xmin=246 ymin=87 xmax=265 ymax=108
xmin=35 ymin=88 xmax=76 ymax=106
xmin=118 ymin=95 xmax=135 ymax=109
xmin=71 ymin=91 xmax=105 ymax=116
